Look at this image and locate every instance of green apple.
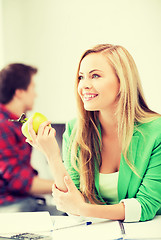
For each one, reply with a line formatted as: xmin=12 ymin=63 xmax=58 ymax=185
xmin=9 ymin=112 xmax=51 ymax=140
xmin=21 ymin=112 xmax=51 ymax=140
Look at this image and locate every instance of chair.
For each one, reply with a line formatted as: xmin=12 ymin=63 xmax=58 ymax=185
xmin=51 ymin=123 xmax=65 ymax=156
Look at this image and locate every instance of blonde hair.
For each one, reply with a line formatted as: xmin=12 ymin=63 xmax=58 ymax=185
xmin=69 ymin=44 xmax=160 ymax=204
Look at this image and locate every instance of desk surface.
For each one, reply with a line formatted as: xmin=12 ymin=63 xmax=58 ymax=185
xmin=0 ymin=214 xmax=161 ymax=240
xmin=50 ymin=215 xmax=161 ymax=240
xmin=51 ymin=216 xmax=121 ymax=240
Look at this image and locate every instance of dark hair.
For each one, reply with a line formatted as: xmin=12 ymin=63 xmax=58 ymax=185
xmin=0 ymin=63 xmax=38 ymax=104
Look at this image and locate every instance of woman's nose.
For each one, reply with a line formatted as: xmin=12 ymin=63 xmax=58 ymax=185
xmin=81 ymin=78 xmax=92 ymax=89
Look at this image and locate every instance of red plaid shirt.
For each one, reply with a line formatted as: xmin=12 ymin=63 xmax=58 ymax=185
xmin=0 ymin=104 xmax=37 ymax=205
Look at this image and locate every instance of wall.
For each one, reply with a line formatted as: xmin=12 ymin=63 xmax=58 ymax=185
xmin=2 ymin=0 xmax=161 ymax=123
xmin=0 ymin=0 xmax=4 ymax=68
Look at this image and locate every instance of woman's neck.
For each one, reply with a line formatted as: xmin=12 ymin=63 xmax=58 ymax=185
xmin=98 ymin=110 xmax=118 ymax=137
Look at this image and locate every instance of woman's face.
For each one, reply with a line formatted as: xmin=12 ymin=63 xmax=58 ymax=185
xmin=78 ymin=53 xmax=120 ymax=112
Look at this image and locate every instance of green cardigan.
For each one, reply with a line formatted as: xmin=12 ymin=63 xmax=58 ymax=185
xmin=62 ymin=117 xmax=161 ymax=222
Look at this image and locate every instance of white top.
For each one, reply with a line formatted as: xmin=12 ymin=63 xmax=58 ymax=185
xmin=99 ymin=171 xmax=119 ymax=204
xmin=99 ymin=172 xmax=141 ymax=222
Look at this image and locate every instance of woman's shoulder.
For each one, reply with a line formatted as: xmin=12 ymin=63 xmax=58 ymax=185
xmin=63 ymin=118 xmax=77 ymax=137
xmin=67 ymin=118 xmax=77 ymax=127
xmin=66 ymin=118 xmax=77 ymax=130
xmin=135 ymin=116 xmax=161 ymax=139
xmin=138 ymin=116 xmax=161 ymax=128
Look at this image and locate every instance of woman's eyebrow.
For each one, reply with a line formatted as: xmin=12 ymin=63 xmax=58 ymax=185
xmin=79 ymin=69 xmax=103 ymax=74
xmin=89 ymin=69 xmax=103 ymax=74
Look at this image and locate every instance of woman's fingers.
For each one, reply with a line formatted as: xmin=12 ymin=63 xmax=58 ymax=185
xmin=48 ymin=127 xmax=56 ymax=137
xmin=26 ymin=118 xmax=60 ymax=160
xmin=28 ymin=118 xmax=52 ymax=139
xmin=42 ymin=125 xmax=52 ymax=137
xmin=37 ymin=120 xmax=52 ymax=136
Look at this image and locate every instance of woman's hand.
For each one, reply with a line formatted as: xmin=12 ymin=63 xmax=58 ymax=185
xmin=26 ymin=118 xmax=70 ymax=192
xmin=52 ymin=176 xmax=86 ymax=216
xmin=26 ymin=117 xmax=60 ymax=160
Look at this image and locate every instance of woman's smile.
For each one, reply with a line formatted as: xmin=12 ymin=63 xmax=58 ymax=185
xmin=82 ymin=93 xmax=98 ymax=101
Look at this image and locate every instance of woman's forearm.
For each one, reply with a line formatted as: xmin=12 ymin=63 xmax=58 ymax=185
xmin=29 ymin=176 xmax=54 ymax=195
xmin=47 ymin=153 xmax=69 ymax=192
xmin=80 ymin=202 xmax=125 ymax=221
xmin=27 ymin=120 xmax=69 ymax=192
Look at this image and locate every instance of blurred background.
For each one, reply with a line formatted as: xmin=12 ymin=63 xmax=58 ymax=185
xmin=0 ymin=0 xmax=161 ymax=124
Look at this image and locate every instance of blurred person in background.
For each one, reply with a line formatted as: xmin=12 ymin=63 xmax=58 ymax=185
xmin=0 ymin=63 xmax=65 ymax=215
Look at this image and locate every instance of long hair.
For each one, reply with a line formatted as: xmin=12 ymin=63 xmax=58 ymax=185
xmin=69 ymin=44 xmax=160 ymax=204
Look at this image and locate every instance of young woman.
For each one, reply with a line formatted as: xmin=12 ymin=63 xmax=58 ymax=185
xmin=27 ymin=44 xmax=161 ymax=222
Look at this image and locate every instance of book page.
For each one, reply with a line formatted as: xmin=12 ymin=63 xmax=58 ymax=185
xmin=123 ymin=215 xmax=161 ymax=239
xmin=53 ymin=216 xmax=122 ymax=240
xmin=0 ymin=212 xmax=54 ymax=234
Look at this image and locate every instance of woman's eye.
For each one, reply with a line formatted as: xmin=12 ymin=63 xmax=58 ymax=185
xmin=92 ymin=74 xmax=100 ymax=79
xmin=78 ymin=75 xmax=83 ymax=80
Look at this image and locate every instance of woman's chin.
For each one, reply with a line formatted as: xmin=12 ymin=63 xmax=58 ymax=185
xmin=84 ymin=105 xmax=98 ymax=112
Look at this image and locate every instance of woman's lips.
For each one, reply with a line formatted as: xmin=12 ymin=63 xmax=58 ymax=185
xmin=83 ymin=93 xmax=98 ymax=101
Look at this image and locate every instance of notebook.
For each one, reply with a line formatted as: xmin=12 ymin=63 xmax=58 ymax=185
xmin=53 ymin=216 xmax=122 ymax=240
xmin=52 ymin=215 xmax=161 ymax=240
xmin=123 ymin=215 xmax=161 ymax=239
xmin=0 ymin=212 xmax=54 ymax=234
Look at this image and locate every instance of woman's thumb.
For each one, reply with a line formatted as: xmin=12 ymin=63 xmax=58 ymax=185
xmin=64 ymin=176 xmax=73 ymax=192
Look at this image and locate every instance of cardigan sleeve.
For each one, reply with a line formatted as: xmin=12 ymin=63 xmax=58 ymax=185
xmin=135 ymin=135 xmax=161 ymax=221
xmin=120 ymin=198 xmax=141 ymax=222
xmin=62 ymin=119 xmax=80 ymax=190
